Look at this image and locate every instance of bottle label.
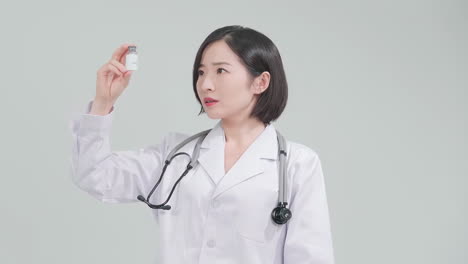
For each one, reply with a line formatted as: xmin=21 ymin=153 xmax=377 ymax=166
xmin=126 ymin=54 xmax=138 ymax=70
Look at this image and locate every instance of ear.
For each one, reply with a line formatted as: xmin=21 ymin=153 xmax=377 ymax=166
xmin=252 ymin=71 xmax=271 ymax=95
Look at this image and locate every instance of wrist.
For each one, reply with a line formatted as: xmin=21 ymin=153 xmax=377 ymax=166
xmin=90 ymin=99 xmax=113 ymax=115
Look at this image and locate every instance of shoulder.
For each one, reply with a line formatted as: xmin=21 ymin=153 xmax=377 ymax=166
xmin=286 ymin=139 xmax=321 ymax=164
xmin=141 ymin=131 xmax=192 ymax=156
xmin=164 ymin=131 xmax=192 ymax=144
xmin=284 ymin=139 xmax=323 ymax=177
xmin=281 ymin=139 xmax=327 ymax=197
xmin=160 ymin=131 xmax=192 ymax=150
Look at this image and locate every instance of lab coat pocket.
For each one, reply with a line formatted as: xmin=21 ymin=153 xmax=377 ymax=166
xmin=233 ymin=186 xmax=281 ymax=244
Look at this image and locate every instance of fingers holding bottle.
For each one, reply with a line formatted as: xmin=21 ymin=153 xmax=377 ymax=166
xmin=111 ymin=43 xmax=137 ymax=65
xmin=94 ymin=43 xmax=137 ymax=108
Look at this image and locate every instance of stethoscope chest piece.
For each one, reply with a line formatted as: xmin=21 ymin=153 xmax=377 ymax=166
xmin=271 ymin=202 xmax=292 ymax=225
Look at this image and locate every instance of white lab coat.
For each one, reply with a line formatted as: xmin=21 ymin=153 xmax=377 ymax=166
xmin=69 ymin=99 xmax=335 ymax=264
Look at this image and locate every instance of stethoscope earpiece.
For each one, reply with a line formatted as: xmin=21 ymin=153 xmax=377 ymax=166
xmin=137 ymin=195 xmax=171 ymax=210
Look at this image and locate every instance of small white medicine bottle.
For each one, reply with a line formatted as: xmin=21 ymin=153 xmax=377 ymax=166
xmin=125 ymin=46 xmax=138 ymax=71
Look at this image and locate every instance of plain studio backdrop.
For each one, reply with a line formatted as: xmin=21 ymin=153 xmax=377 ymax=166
xmin=0 ymin=0 xmax=466 ymax=263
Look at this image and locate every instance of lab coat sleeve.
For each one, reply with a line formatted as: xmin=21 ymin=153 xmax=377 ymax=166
xmin=283 ymin=148 xmax=335 ymax=264
xmin=69 ymin=99 xmax=169 ymax=203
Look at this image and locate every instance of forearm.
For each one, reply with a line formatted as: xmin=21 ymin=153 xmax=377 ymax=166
xmin=89 ymin=98 xmax=113 ymax=116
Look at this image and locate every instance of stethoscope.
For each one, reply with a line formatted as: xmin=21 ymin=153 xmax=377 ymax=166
xmin=137 ymin=128 xmax=292 ymax=225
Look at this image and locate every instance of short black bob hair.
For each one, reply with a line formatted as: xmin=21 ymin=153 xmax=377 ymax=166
xmin=192 ymin=25 xmax=288 ymax=125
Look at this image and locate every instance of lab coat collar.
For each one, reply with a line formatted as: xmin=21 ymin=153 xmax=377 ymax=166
xmin=197 ymin=120 xmax=278 ymax=198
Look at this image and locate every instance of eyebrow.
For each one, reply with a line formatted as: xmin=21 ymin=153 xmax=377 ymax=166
xmin=199 ymin=62 xmax=232 ymax=67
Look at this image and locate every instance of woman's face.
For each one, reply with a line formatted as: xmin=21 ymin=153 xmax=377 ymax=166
xmin=196 ymin=40 xmax=259 ymax=121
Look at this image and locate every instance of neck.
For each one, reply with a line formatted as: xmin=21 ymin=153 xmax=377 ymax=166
xmin=221 ymin=117 xmax=266 ymax=146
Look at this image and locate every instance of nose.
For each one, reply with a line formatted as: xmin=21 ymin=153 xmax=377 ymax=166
xmin=197 ymin=74 xmax=215 ymax=92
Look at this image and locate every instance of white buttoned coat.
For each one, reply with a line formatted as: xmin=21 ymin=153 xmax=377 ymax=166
xmin=69 ymin=100 xmax=335 ymax=264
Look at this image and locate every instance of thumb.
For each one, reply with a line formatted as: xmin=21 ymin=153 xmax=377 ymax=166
xmin=123 ymin=70 xmax=133 ymax=81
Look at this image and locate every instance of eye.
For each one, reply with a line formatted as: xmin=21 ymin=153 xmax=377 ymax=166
xmin=198 ymin=68 xmax=227 ymax=76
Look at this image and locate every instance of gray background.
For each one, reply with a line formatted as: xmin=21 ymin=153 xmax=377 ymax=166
xmin=1 ymin=0 xmax=466 ymax=263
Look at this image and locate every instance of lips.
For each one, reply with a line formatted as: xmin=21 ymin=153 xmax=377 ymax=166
xmin=204 ymin=97 xmax=218 ymax=103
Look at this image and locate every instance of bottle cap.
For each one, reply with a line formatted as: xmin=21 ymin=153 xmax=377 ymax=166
xmin=128 ymin=46 xmax=137 ymax=53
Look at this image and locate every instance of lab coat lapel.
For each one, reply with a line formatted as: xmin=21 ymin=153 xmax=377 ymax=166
xmin=196 ymin=121 xmax=225 ymax=185
xmin=197 ymin=120 xmax=278 ymax=199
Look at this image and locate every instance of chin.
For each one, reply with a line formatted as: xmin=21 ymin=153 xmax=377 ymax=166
xmin=205 ymin=110 xmax=224 ymax=120
xmin=206 ymin=113 xmax=222 ymax=120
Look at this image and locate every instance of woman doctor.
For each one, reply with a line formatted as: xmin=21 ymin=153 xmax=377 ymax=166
xmin=70 ymin=25 xmax=335 ymax=264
